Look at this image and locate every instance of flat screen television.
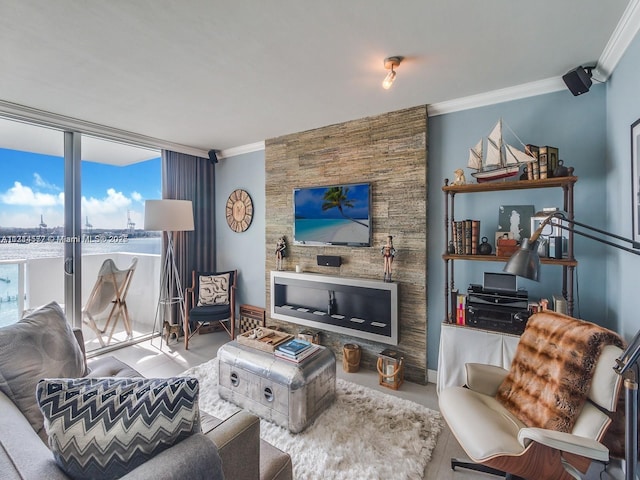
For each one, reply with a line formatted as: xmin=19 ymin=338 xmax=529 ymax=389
xmin=293 ymin=183 xmax=371 ymax=247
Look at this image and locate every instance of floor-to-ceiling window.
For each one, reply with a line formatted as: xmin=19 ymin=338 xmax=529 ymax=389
xmin=0 ymin=118 xmax=161 ymax=353
xmin=0 ymin=120 xmax=65 ymax=327
xmin=80 ymin=135 xmax=160 ymax=352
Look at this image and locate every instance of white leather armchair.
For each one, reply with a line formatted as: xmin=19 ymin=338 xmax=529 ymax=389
xmin=439 ymin=332 xmax=623 ymax=480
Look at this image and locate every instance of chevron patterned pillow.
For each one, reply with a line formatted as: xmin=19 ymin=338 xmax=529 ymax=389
xmin=37 ymin=377 xmax=201 ymax=480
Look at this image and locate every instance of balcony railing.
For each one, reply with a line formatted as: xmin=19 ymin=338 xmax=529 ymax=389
xmin=0 ymin=253 xmax=161 ymax=353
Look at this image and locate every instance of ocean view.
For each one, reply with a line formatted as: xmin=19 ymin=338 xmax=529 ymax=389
xmin=294 ymin=218 xmax=370 ymax=244
xmin=0 ymin=237 xmax=161 ymax=326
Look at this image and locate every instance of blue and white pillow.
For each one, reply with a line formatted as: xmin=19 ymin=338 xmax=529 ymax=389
xmin=37 ymin=377 xmax=201 ymax=480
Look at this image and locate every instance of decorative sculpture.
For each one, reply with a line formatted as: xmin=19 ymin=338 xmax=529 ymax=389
xmin=275 ymin=236 xmax=287 ymax=271
xmin=452 ymin=168 xmax=466 ymax=185
xmin=381 ymin=235 xmax=396 ymax=282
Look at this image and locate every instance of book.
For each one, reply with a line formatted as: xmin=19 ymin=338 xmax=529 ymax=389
xmin=451 ymin=221 xmax=458 ymax=254
xmin=464 ymin=219 xmax=472 ymax=255
xmin=455 ymin=221 xmax=464 ymax=254
xmin=538 ymin=146 xmax=548 ymax=179
xmin=275 ymin=344 xmax=322 ymax=363
xmin=471 ymin=220 xmax=480 ymax=255
xmin=276 ymin=338 xmax=312 ymax=355
xmin=547 ymin=146 xmax=559 ymax=176
xmin=450 ymin=289 xmax=459 ymax=323
xmin=553 ymin=294 xmax=567 ymax=315
xmin=456 ymin=293 xmax=467 ymax=326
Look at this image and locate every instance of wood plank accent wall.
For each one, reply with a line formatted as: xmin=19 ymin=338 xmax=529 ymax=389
xmin=264 ymin=105 xmax=428 ymax=384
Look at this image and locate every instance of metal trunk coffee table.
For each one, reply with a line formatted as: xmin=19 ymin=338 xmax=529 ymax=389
xmin=217 ymin=340 xmax=336 ymax=433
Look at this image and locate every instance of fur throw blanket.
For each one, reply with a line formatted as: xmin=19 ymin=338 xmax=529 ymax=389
xmin=496 ymin=311 xmax=624 ymax=436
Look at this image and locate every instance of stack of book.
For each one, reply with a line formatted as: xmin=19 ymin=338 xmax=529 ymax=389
xmin=451 ymin=219 xmax=480 ymax=255
xmin=275 ymin=338 xmax=322 ymax=363
xmin=525 ymin=144 xmax=559 ymax=180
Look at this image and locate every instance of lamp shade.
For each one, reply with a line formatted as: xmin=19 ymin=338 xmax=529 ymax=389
xmin=503 ymin=238 xmax=540 ymax=281
xmin=144 ymin=199 xmax=194 ymax=232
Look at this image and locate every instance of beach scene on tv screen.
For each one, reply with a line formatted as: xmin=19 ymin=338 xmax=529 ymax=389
xmin=294 ymin=184 xmax=370 ymax=245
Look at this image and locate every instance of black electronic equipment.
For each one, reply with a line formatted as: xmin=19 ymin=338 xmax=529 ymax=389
xmin=317 ymin=255 xmax=341 ymax=267
xmin=466 ymin=284 xmax=529 ymax=335
xmin=562 ymin=66 xmax=593 ymax=96
xmin=483 ymin=272 xmax=517 ymax=293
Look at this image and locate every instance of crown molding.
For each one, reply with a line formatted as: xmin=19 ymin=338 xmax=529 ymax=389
xmin=429 ymin=0 xmax=640 ymax=117
xmin=219 ymin=141 xmax=265 ymax=159
xmin=0 ymin=99 xmax=209 ymax=158
xmin=427 ymin=77 xmax=566 ymax=117
xmin=595 ymin=0 xmax=640 ymax=79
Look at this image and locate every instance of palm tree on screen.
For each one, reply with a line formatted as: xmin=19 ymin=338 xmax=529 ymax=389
xmin=321 ymin=187 xmax=368 ymax=227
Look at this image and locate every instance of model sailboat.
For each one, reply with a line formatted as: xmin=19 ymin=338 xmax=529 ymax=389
xmin=467 ymin=119 xmax=533 ymax=183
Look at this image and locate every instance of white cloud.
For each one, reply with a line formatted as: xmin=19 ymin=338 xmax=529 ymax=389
xmin=1 ymin=186 xmax=146 ymax=230
xmin=33 ymin=173 xmax=60 ymax=191
xmin=82 ymin=188 xmax=131 ymax=214
xmin=82 ymin=188 xmax=143 ymax=230
xmin=0 ymin=181 xmax=64 ymax=207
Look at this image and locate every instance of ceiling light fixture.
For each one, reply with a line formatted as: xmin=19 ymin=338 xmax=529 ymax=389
xmin=382 ymin=56 xmax=403 ymax=90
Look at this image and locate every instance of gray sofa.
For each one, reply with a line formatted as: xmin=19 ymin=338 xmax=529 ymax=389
xmin=0 ymin=304 xmax=292 ymax=480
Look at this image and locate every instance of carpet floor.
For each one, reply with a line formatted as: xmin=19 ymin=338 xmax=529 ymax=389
xmin=182 ymin=358 xmax=443 ymax=480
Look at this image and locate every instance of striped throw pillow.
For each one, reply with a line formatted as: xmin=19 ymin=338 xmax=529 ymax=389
xmin=37 ymin=377 xmax=201 ymax=480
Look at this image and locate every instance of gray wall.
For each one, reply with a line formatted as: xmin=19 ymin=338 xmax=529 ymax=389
xmin=606 ymin=30 xmax=640 ymax=341
xmin=427 ymin=87 xmax=608 ymax=369
xmin=215 ymin=149 xmax=266 ymax=310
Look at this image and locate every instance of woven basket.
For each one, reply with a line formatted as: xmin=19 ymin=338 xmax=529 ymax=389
xmin=342 ymin=343 xmax=361 ymax=373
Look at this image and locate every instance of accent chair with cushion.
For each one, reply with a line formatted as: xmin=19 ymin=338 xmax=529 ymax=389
xmin=0 ymin=301 xmax=292 ymax=480
xmin=439 ymin=311 xmax=625 ymax=480
xmin=185 ymin=269 xmax=237 ymax=349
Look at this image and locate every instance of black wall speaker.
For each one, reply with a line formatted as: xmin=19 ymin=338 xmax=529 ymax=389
xmin=208 ymin=149 xmax=219 ymax=164
xmin=317 ymin=255 xmax=341 ymax=267
xmin=562 ymin=66 xmax=593 ymax=96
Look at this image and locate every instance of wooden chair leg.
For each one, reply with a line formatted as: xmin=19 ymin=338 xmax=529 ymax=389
xmin=184 ymin=313 xmax=190 ymax=350
xmin=83 ymin=313 xmax=106 ymax=348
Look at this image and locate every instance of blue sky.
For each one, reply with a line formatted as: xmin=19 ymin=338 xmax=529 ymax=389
xmin=0 ymin=148 xmax=161 ymax=229
xmin=294 ymin=183 xmax=370 ymax=219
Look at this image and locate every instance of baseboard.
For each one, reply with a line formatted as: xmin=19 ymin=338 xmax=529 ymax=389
xmin=427 ymin=369 xmax=438 ymax=384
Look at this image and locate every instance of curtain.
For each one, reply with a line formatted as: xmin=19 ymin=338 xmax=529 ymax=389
xmin=161 ymin=150 xmax=216 ymax=323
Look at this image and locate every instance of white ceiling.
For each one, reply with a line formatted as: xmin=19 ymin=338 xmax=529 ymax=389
xmin=0 ymin=0 xmax=636 ymax=161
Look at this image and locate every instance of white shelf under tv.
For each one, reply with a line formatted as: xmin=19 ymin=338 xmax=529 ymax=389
xmin=270 ymin=271 xmax=398 ymax=345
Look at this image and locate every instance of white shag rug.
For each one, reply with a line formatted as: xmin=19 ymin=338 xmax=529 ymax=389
xmin=181 ymin=358 xmax=443 ymax=480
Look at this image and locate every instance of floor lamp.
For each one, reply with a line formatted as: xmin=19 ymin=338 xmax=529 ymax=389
xmin=504 ymin=212 xmax=640 ymax=480
xmin=144 ymin=199 xmax=194 ymax=348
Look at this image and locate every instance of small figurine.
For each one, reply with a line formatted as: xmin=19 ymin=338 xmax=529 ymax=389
xmin=452 ymin=168 xmax=466 ymax=186
xmin=381 ymin=235 xmax=396 ymax=282
xmin=275 ymin=236 xmax=287 ymax=271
